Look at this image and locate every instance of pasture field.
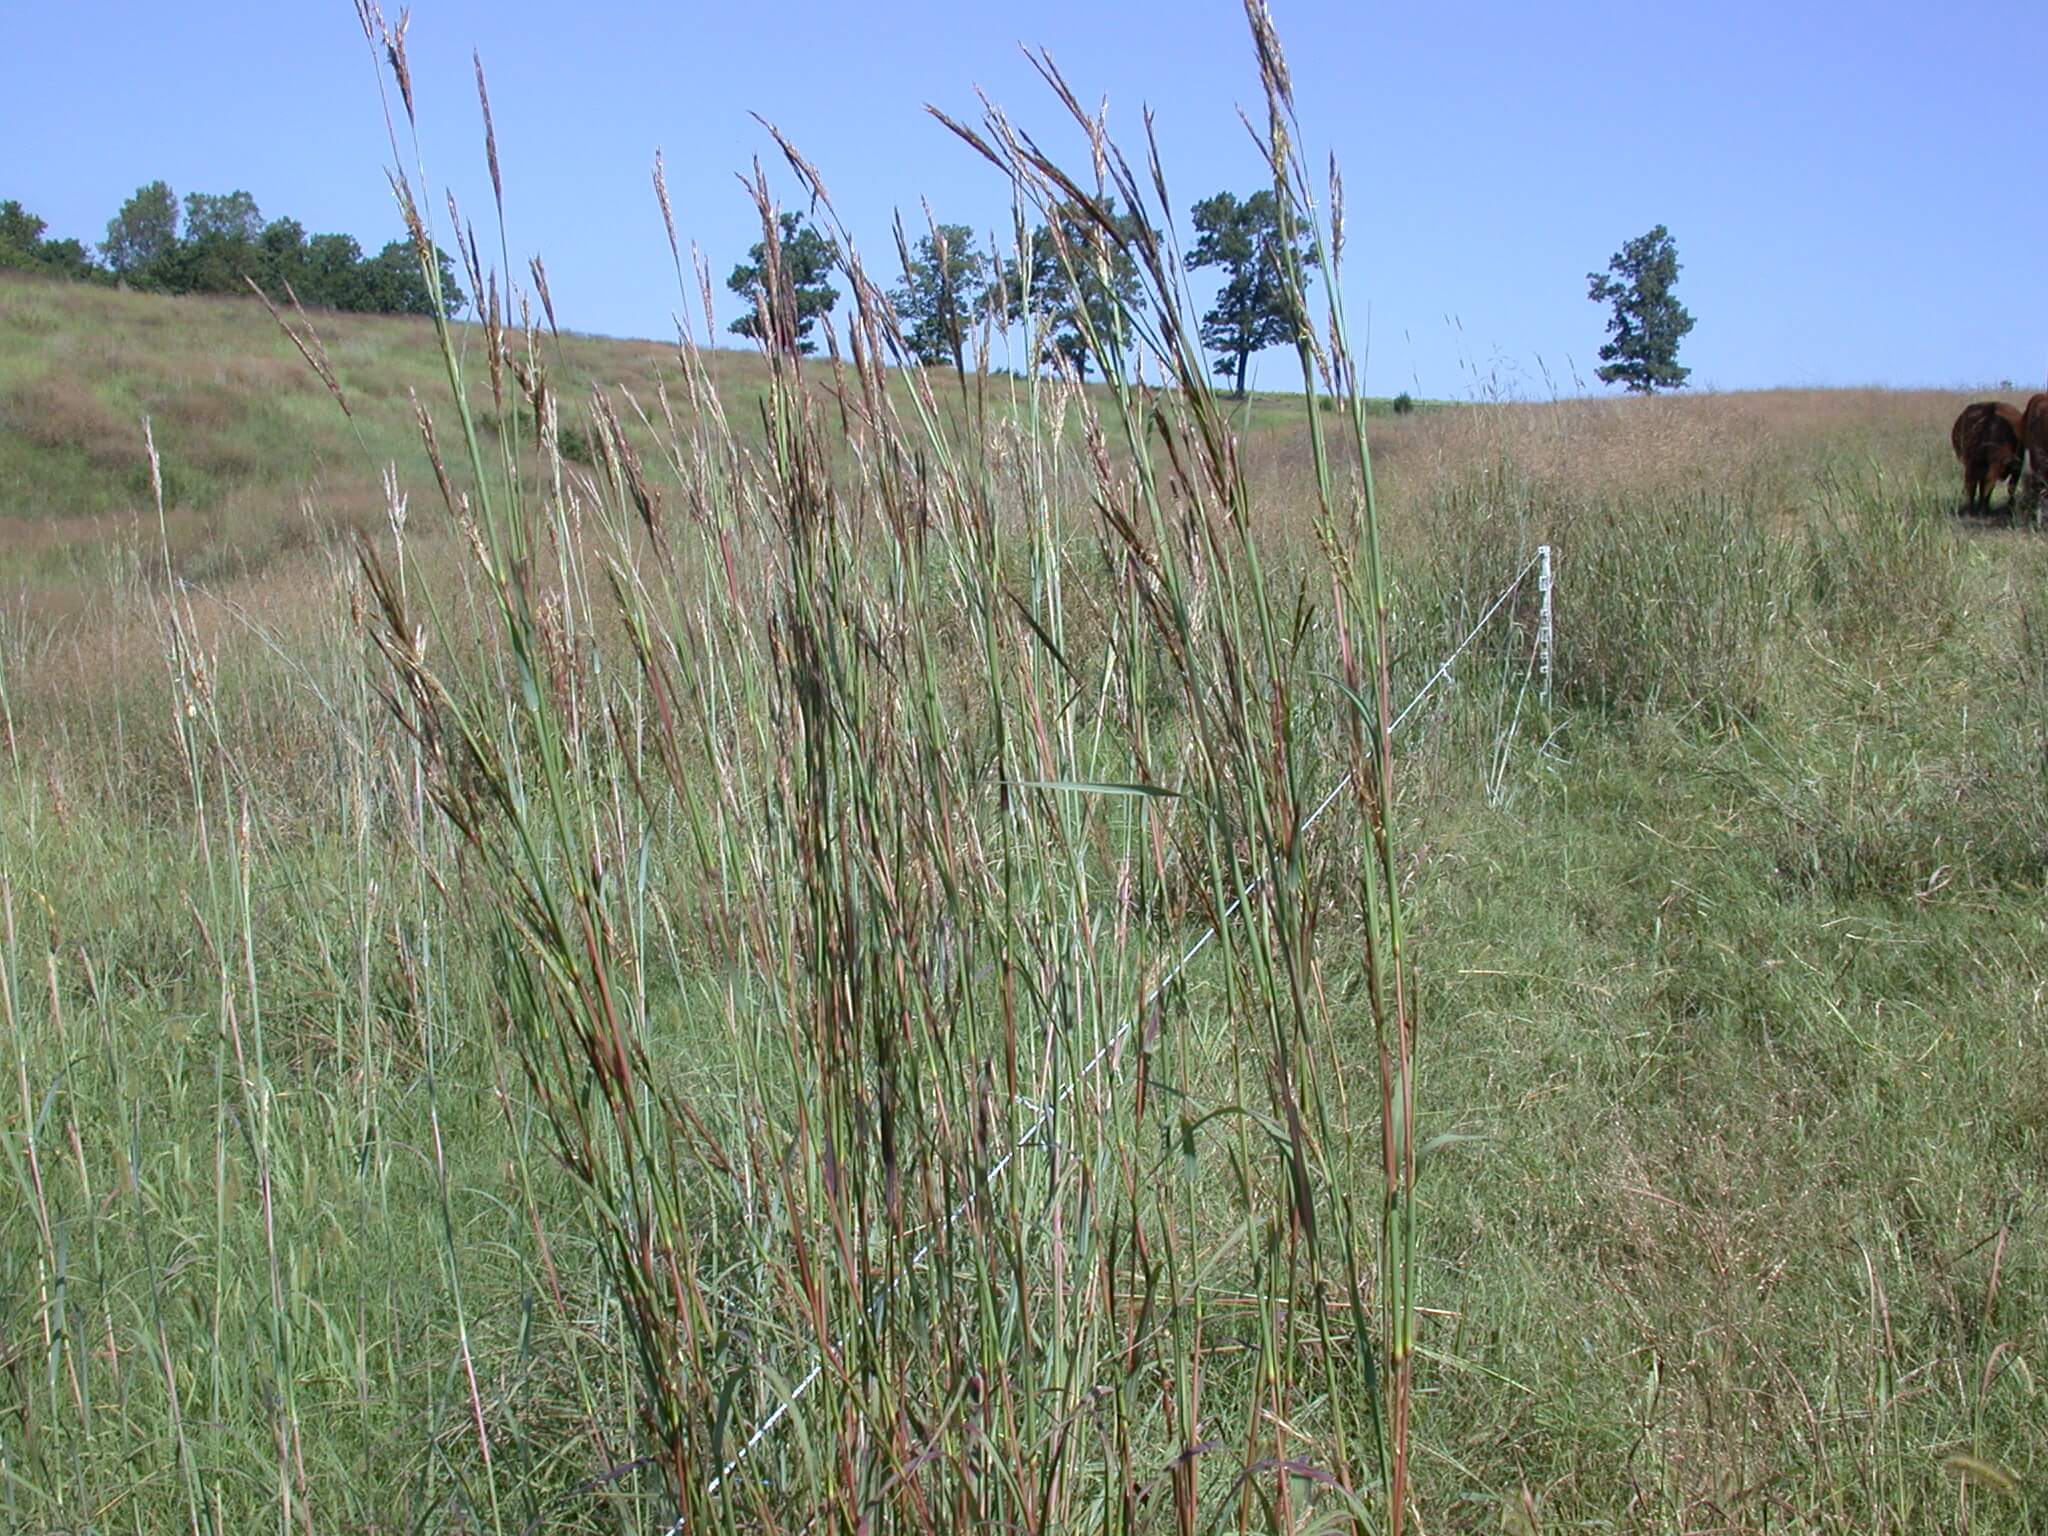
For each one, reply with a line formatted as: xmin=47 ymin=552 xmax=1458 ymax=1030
xmin=2 ymin=45 xmax=2046 ymax=1536
xmin=2 ymin=258 xmax=2045 ymax=1534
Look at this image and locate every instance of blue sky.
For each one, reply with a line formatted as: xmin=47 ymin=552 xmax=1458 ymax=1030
xmin=10 ymin=0 xmax=2043 ymax=397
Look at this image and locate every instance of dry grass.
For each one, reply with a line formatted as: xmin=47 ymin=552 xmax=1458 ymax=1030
xmin=0 ymin=372 xmax=137 ymax=466
xmin=1249 ymin=387 xmax=2020 ymax=543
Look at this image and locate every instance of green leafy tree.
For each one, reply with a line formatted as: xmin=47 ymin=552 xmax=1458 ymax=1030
xmin=727 ymin=212 xmax=839 ymax=354
xmin=182 ymin=190 xmax=262 ymax=245
xmin=35 ymin=236 xmax=97 ymax=281
xmin=0 ymin=202 xmax=100 ymax=280
xmin=152 ymin=192 xmax=265 ymax=295
xmin=358 ymin=239 xmax=467 ymax=318
xmin=995 ymin=199 xmax=1147 ymax=382
xmin=250 ymin=217 xmax=309 ymax=295
xmin=300 ymin=232 xmax=368 ymax=310
xmin=13 ymin=183 xmax=459 ymax=317
xmin=1586 ymin=224 xmax=1695 ymax=393
xmin=0 ymin=200 xmax=49 ymax=270
xmin=100 ymin=180 xmax=180 ymax=280
xmin=1183 ymin=189 xmax=1315 ymax=398
xmin=889 ymin=223 xmax=989 ymax=372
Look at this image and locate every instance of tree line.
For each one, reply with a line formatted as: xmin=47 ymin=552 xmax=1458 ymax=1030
xmin=1 ymin=182 xmax=465 ymax=318
xmin=728 ymin=188 xmax=1317 ymax=396
xmin=7 ymin=176 xmax=1697 ymax=396
xmin=10 ymin=177 xmax=1303 ymax=389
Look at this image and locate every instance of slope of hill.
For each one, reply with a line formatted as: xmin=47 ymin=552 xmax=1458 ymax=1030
xmin=0 ymin=273 xmax=1293 ymax=592
xmin=0 ymin=271 xmax=774 ymax=586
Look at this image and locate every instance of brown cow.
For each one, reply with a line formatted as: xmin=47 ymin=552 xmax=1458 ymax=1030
xmin=2021 ymin=392 xmax=2048 ymax=522
xmin=1951 ymin=400 xmax=2025 ymax=515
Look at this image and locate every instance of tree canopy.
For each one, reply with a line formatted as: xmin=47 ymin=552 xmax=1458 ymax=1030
xmin=1586 ymin=225 xmax=1695 ymax=394
xmin=255 ymin=222 xmax=465 ymax=318
xmin=183 ymin=190 xmax=262 ymax=246
xmin=995 ymin=199 xmax=1147 ymax=382
xmin=889 ymin=223 xmax=990 ymax=373
xmin=3 ymin=183 xmax=463 ymax=318
xmin=100 ymin=181 xmax=180 ymax=277
xmin=1183 ymin=189 xmax=1315 ymax=398
xmin=0 ymin=201 xmax=95 ymax=280
xmin=727 ymin=213 xmax=840 ymax=355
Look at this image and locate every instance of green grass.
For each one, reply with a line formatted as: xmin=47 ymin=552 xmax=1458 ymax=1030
xmin=6 ymin=386 xmax=2043 ymax=1534
xmin=3 ymin=17 xmax=2045 ymax=1534
xmin=1377 ymin=466 xmax=2047 ymax=1528
xmin=1406 ymin=708 xmax=2043 ymax=1525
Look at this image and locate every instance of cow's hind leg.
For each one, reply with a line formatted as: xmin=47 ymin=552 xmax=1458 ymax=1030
xmin=1975 ymin=459 xmax=1999 ymax=513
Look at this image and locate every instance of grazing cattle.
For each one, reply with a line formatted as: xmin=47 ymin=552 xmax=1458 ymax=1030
xmin=1950 ymin=401 xmax=2024 ymax=515
xmin=2022 ymin=393 xmax=2048 ymax=519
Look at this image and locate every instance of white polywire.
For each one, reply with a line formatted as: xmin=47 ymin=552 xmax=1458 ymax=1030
xmin=682 ymin=549 xmax=1547 ymax=1520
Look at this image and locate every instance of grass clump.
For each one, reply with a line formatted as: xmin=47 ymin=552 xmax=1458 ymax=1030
xmin=0 ymin=4 xmax=2041 ymax=1534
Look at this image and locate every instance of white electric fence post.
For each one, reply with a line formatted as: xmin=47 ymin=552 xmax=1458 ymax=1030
xmin=1536 ymin=543 xmax=1554 ymax=706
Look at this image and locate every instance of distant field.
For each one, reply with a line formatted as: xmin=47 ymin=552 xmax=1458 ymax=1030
xmin=1 ymin=267 xmax=2043 ymax=1534
xmin=1 ymin=268 xmax=2024 ymax=742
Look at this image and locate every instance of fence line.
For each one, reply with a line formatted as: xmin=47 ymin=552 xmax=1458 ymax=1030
xmin=688 ymin=545 xmax=1555 ymax=1516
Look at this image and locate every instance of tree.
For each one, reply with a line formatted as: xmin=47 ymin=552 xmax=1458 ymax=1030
xmin=995 ymin=199 xmax=1147 ymax=382
xmin=35 ymin=237 xmax=97 ymax=281
xmin=727 ymin=213 xmax=839 ymax=354
xmin=250 ymin=216 xmax=309 ymax=295
xmin=357 ymin=239 xmax=467 ymax=318
xmin=152 ymin=191 xmax=265 ymax=295
xmin=182 ymin=190 xmax=262 ymax=245
xmin=1183 ymin=189 xmax=1315 ymax=398
xmin=889 ymin=223 xmax=989 ymax=372
xmin=101 ymin=180 xmax=180 ymax=280
xmin=1586 ymin=224 xmax=1695 ymax=394
xmin=0 ymin=200 xmax=48 ymax=269
xmin=301 ymin=232 xmax=367 ymax=310
xmin=8 ymin=183 xmax=462 ymax=318
xmin=1 ymin=201 xmax=101 ymax=282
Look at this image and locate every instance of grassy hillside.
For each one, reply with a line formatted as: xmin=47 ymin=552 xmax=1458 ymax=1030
xmin=0 ymin=271 xmax=775 ymax=582
xmin=1 ymin=259 xmax=2044 ymax=1536
xmin=0 ymin=270 xmax=1397 ymax=596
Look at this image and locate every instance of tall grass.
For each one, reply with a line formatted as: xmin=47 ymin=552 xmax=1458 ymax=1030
xmin=333 ymin=1 xmax=1441 ymax=1526
xmin=3 ymin=4 xmax=2041 ymax=1534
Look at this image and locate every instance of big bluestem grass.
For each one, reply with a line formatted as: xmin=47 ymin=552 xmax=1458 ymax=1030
xmin=338 ymin=2 xmax=1435 ymax=1529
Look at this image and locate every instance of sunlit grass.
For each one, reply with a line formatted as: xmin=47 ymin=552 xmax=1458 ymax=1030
xmin=1 ymin=5 xmax=2043 ymax=1534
